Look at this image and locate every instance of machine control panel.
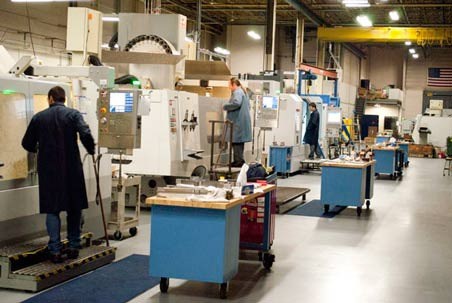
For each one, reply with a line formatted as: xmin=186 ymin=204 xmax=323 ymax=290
xmin=255 ymin=95 xmax=280 ymax=129
xmin=98 ymin=89 xmax=142 ymax=151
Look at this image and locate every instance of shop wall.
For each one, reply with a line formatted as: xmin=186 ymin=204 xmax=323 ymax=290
xmin=339 ymin=47 xmax=360 ymax=118
xmin=367 ymin=46 xmax=404 ymax=89
xmin=404 ymin=48 xmax=452 ymax=119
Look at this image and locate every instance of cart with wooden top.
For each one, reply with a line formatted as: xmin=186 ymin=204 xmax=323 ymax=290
xmin=146 ymin=184 xmax=276 ymax=299
xmin=372 ymin=145 xmax=404 ymax=180
xmin=320 ymin=160 xmax=375 ymax=217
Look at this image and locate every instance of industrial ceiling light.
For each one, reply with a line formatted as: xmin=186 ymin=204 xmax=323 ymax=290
xmin=409 ymin=48 xmax=416 ymax=54
xmin=214 ymin=47 xmax=230 ymax=55
xmin=356 ymin=15 xmax=372 ymax=27
xmin=343 ymin=0 xmax=370 ymax=8
xmin=102 ymin=15 xmax=119 ymax=22
xmin=389 ymin=11 xmax=400 ymax=21
xmin=247 ymin=31 xmax=261 ymax=40
xmin=405 ymin=41 xmax=412 ymax=46
xmin=412 ymin=53 xmax=419 ymax=59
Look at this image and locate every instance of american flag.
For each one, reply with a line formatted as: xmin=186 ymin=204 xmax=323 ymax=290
xmin=428 ymin=68 xmax=452 ymax=87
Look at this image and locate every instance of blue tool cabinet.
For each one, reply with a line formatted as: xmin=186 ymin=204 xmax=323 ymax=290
xmin=320 ymin=161 xmax=375 ymax=217
xmin=269 ymin=146 xmax=293 ymax=177
xmin=373 ymin=146 xmax=403 ymax=180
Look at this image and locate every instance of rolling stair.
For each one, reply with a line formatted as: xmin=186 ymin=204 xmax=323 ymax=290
xmin=0 ymin=232 xmax=116 ymax=292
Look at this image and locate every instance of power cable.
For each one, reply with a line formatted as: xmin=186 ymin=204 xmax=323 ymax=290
xmin=25 ymin=2 xmax=36 ymax=57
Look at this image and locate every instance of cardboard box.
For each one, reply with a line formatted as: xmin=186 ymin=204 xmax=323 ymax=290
xmin=368 ymin=126 xmax=378 ymax=137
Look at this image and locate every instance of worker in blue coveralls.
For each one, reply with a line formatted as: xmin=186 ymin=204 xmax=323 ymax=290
xmin=223 ymin=77 xmax=252 ymax=167
xmin=22 ymin=86 xmax=95 ymax=263
xmin=304 ymin=102 xmax=323 ymax=159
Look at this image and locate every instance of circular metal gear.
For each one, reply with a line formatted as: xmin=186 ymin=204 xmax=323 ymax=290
xmin=124 ymin=34 xmax=175 ymax=54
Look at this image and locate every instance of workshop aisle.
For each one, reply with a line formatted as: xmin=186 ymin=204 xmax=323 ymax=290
xmin=130 ymin=158 xmax=452 ymax=303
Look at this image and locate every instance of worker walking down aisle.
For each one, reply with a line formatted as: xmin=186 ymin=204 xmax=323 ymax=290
xmin=21 ymin=86 xmax=96 ymax=263
xmin=304 ymin=102 xmax=323 ymax=160
xmin=223 ymin=77 xmax=252 ymax=167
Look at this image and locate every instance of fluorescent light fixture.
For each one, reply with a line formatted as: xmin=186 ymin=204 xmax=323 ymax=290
xmin=343 ymin=0 xmax=370 ymax=7
xmin=185 ymin=37 xmax=194 ymax=43
xmin=345 ymin=3 xmax=370 ymax=7
xmin=356 ymin=15 xmax=372 ymax=27
xmin=247 ymin=30 xmax=261 ymax=40
xmin=412 ymin=53 xmax=419 ymax=59
xmin=409 ymin=48 xmax=416 ymax=54
xmin=102 ymin=15 xmax=119 ymax=22
xmin=405 ymin=41 xmax=412 ymax=46
xmin=389 ymin=11 xmax=400 ymax=21
xmin=214 ymin=47 xmax=230 ymax=55
xmin=102 ymin=43 xmax=118 ymax=49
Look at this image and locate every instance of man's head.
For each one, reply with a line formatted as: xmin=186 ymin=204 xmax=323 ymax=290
xmin=229 ymin=77 xmax=241 ymax=92
xmin=48 ymin=86 xmax=66 ymax=105
xmin=309 ymin=102 xmax=317 ymax=112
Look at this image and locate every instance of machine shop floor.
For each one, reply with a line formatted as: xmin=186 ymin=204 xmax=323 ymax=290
xmin=3 ymin=158 xmax=452 ymax=303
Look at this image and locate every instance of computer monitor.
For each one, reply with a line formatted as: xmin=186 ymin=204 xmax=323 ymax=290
xmin=109 ymin=92 xmax=134 ymax=113
xmin=262 ymin=96 xmax=278 ymax=110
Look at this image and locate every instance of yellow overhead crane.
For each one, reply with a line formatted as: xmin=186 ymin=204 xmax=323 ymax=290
xmin=318 ymin=27 xmax=452 ymax=47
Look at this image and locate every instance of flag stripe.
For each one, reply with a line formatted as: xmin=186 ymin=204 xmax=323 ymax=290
xmin=428 ymin=67 xmax=452 ymax=87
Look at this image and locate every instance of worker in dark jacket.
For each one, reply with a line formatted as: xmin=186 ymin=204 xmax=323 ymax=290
xmin=223 ymin=77 xmax=252 ymax=167
xmin=22 ymin=86 xmax=95 ymax=263
xmin=304 ymin=102 xmax=323 ymax=159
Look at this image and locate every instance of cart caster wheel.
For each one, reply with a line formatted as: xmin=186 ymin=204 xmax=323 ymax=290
xmin=160 ymin=277 xmax=169 ymax=293
xmin=366 ymin=200 xmax=370 ymax=209
xmin=129 ymin=227 xmax=138 ymax=237
xmin=113 ymin=231 xmax=123 ymax=241
xmin=357 ymin=207 xmax=362 ymax=217
xmin=263 ymin=253 xmax=275 ymax=270
xmin=219 ymin=282 xmax=228 ymax=299
xmin=375 ymin=173 xmax=379 ymax=177
xmin=323 ymin=204 xmax=330 ymax=213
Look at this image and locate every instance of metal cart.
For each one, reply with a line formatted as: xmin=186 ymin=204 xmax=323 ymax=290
xmin=109 ymin=175 xmax=141 ymax=240
xmin=240 ymin=174 xmax=277 ymax=269
xmin=320 ymin=160 xmax=375 ymax=217
xmin=373 ymin=146 xmax=404 ymax=180
xmin=146 ymin=185 xmax=276 ymax=299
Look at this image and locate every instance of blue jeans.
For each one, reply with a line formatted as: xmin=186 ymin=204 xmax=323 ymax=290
xmin=309 ymin=143 xmax=323 ymax=159
xmin=46 ymin=210 xmax=82 ymax=255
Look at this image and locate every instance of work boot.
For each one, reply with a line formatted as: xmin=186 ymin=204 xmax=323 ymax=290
xmin=64 ymin=248 xmax=80 ymax=259
xmin=49 ymin=252 xmax=66 ymax=264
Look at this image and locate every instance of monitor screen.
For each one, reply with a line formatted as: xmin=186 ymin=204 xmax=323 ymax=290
xmin=327 ymin=111 xmax=341 ymax=124
xmin=262 ymin=96 xmax=278 ymax=110
xmin=109 ymin=92 xmax=134 ymax=113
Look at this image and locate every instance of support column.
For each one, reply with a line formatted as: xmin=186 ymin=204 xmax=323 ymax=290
xmin=264 ymin=0 xmax=276 ymax=71
xmin=294 ymin=14 xmax=304 ymax=93
xmin=196 ymin=0 xmax=202 ymax=60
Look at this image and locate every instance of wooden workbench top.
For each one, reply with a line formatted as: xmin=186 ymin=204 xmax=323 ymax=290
xmin=372 ymin=145 xmax=400 ymax=151
xmin=146 ymin=184 xmax=276 ymax=210
xmin=320 ymin=160 xmax=376 ymax=169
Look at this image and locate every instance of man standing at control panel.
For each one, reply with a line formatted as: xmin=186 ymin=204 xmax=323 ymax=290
xmin=22 ymin=86 xmax=95 ymax=263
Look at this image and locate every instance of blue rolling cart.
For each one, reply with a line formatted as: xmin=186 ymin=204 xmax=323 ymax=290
xmin=269 ymin=146 xmax=292 ymax=177
xmin=376 ymin=136 xmax=391 ymax=144
xmin=146 ymin=185 xmax=276 ymax=299
xmin=320 ymin=161 xmax=375 ymax=217
xmin=372 ymin=146 xmax=403 ymax=180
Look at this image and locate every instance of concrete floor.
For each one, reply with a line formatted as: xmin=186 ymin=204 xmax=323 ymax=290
xmin=2 ymin=158 xmax=452 ymax=303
